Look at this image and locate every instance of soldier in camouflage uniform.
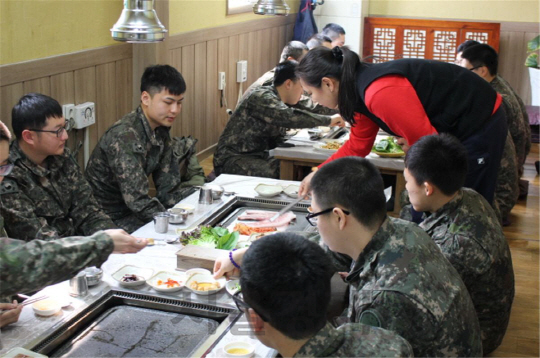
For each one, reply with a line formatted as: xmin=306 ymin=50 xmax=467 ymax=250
xmin=215 ymin=233 xmax=413 ymax=357
xmin=243 ymin=41 xmax=337 ymax=116
xmin=310 ymin=157 xmax=482 ymax=357
xmin=214 ymin=60 xmax=343 ymax=178
xmin=402 ymin=134 xmax=514 ymax=355
xmin=0 ymin=94 xmax=116 ymax=242
xmin=85 ymin=65 xmax=205 ymax=233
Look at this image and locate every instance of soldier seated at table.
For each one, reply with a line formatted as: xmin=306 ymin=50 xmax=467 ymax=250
xmin=213 ymin=60 xmax=344 ymax=179
xmin=402 ymin=133 xmax=515 ymax=355
xmin=0 ymin=94 xmax=117 ymax=241
xmin=215 ymin=232 xmax=414 ymax=357
xmin=85 ymin=65 xmax=205 ymax=233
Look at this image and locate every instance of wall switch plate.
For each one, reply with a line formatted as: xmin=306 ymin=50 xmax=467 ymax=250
xmin=73 ymin=102 xmax=95 ymax=129
xmin=62 ymin=104 xmax=75 ymax=127
xmin=237 ymin=60 xmax=247 ymax=83
xmin=218 ymin=72 xmax=226 ymax=90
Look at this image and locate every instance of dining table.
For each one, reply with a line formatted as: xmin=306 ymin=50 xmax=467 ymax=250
xmin=270 ymin=129 xmax=406 ymax=215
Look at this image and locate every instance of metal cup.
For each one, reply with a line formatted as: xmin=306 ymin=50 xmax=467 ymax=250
xmin=153 ymin=212 xmax=170 ymax=233
xmin=69 ymin=271 xmax=88 ymax=297
xmin=198 ymin=186 xmax=214 ymax=205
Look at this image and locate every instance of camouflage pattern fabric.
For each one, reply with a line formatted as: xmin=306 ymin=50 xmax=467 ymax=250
xmin=493 ymin=133 xmax=519 ymax=223
xmin=243 ymin=68 xmax=338 ymax=116
xmin=0 ymin=141 xmax=116 ymax=241
xmin=419 ymin=188 xmax=515 ymax=355
xmin=492 ymin=75 xmax=531 ymax=176
xmin=85 ymin=107 xmax=205 ymax=233
xmin=214 ymin=86 xmax=332 ymax=178
xmin=294 ymin=322 xmax=413 ymax=357
xmin=344 ymin=217 xmax=482 ymax=357
xmin=0 ymin=215 xmax=113 ymax=299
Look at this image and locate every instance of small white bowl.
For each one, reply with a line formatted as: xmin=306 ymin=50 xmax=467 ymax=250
xmin=283 ymin=184 xmax=300 ymax=198
xmin=173 ymin=203 xmax=195 ymax=214
xmin=254 ymin=184 xmax=282 ymax=197
xmin=185 ymin=268 xmax=211 ymax=279
xmin=225 ymin=279 xmax=241 ymax=296
xmin=223 ymin=341 xmax=255 ymax=358
xmin=112 ymin=265 xmax=154 ymax=287
xmin=148 ymin=271 xmax=186 ymax=293
xmin=185 ymin=273 xmax=226 ymax=296
xmin=33 ymin=299 xmax=61 ymax=317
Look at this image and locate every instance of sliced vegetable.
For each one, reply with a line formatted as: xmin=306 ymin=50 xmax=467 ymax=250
xmin=373 ymin=137 xmax=404 ymax=154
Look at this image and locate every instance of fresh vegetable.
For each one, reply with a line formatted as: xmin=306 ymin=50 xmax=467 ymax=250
xmin=180 ymin=225 xmax=239 ymax=250
xmin=373 ymin=137 xmax=404 ymax=154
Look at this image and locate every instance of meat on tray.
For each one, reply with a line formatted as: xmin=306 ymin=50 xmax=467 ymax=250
xmin=238 ymin=211 xmax=296 ymax=228
xmin=238 ymin=210 xmax=278 ymax=221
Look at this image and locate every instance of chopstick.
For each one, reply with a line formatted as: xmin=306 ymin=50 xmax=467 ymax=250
xmin=21 ymin=295 xmax=48 ymax=307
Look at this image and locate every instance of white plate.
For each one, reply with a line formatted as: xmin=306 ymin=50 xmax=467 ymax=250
xmin=283 ymin=184 xmax=300 ymax=198
xmin=254 ymin=184 xmax=283 ymax=197
xmin=112 ymin=265 xmax=153 ymax=287
xmin=33 ymin=299 xmax=61 ymax=317
xmin=173 ymin=203 xmax=195 ymax=214
xmin=2 ymin=347 xmax=48 ymax=358
xmin=225 ymin=279 xmax=241 ymax=296
xmin=148 ymin=271 xmax=186 ymax=292
xmin=185 ymin=268 xmax=211 ymax=279
xmin=313 ymin=139 xmax=345 ymax=153
xmin=185 ymin=273 xmax=226 ymax=296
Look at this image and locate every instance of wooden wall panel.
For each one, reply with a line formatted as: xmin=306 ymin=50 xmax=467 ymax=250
xmin=23 ymin=78 xmax=51 ymax=96
xmin=217 ymin=37 xmax=230 ymax=136
xmin=0 ymin=83 xmax=24 ymax=135
xmin=180 ymin=45 xmax=195 ymax=141
xmin=95 ymin=63 xmax=117 ymax=148
xmin=194 ymin=43 xmax=207 ymax=152
xmin=206 ymin=40 xmax=218 ymax=148
xmin=115 ymin=58 xmax=133 ymax=119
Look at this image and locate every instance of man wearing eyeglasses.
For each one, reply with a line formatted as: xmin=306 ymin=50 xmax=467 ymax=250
xmin=0 ymin=93 xmax=117 ymax=241
xmin=216 ymin=233 xmax=413 ymax=357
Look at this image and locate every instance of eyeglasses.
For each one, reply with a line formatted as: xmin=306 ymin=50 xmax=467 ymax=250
xmin=28 ymin=122 xmax=71 ymax=138
xmin=305 ymin=207 xmax=350 ymax=226
xmin=232 ymin=290 xmax=268 ymax=322
xmin=0 ymin=164 xmax=14 ymax=176
xmin=469 ymin=65 xmax=483 ymax=71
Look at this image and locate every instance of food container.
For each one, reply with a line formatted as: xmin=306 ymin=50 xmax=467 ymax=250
xmin=33 ymin=298 xmax=61 ymax=317
xmin=205 ymin=184 xmax=225 ymax=200
xmin=153 ymin=212 xmax=170 ymax=233
xmin=82 ymin=266 xmax=103 ymax=286
xmin=185 ymin=273 xmax=226 ymax=296
xmin=69 ymin=271 xmax=88 ymax=297
xmin=199 ymin=187 xmax=214 ymax=205
xmin=147 ymin=271 xmax=186 ymax=293
xmin=112 ymin=265 xmax=153 ymax=287
xmin=185 ymin=268 xmax=212 ymax=279
xmin=254 ymin=184 xmax=283 ymax=197
xmin=173 ymin=203 xmax=195 ymax=214
xmin=223 ymin=341 xmax=255 ymax=358
xmin=168 ymin=208 xmax=189 ymax=224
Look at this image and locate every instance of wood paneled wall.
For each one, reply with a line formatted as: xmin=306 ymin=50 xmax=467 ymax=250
xmin=0 ymin=15 xmax=294 ymax=165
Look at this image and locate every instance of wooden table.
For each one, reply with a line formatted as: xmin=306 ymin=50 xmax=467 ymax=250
xmin=271 ymin=134 xmax=406 ymax=215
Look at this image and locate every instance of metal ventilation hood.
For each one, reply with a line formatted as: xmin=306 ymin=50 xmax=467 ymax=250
xmin=253 ymin=0 xmax=290 ymax=16
xmin=111 ymin=0 xmax=167 ymax=43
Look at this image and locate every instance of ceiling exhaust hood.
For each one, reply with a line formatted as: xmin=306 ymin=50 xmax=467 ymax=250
xmin=111 ymin=0 xmax=167 ymax=43
xmin=253 ymin=0 xmax=290 ymax=16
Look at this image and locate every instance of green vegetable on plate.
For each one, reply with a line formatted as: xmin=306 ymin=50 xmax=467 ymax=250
xmin=373 ymin=137 xmax=404 ymax=154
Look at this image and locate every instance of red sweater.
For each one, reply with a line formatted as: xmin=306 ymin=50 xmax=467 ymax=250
xmin=321 ymin=75 xmax=502 ymax=165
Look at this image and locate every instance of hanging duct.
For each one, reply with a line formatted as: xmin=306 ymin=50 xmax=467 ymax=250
xmin=111 ymin=0 xmax=167 ymax=43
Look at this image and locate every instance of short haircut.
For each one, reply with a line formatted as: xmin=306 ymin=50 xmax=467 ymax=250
xmin=321 ymin=23 xmax=346 ymax=40
xmin=274 ymin=60 xmax=298 ymax=86
xmin=240 ymin=233 xmax=334 ymax=340
xmin=280 ymin=41 xmax=309 ymax=62
xmin=405 ymin=133 xmax=468 ymax=196
xmin=0 ymin=121 xmax=10 ymax=142
xmin=11 ymin=93 xmax=63 ymax=140
xmin=140 ymin=64 xmax=186 ymax=96
xmin=311 ymin=157 xmax=387 ymax=229
xmin=457 ymin=39 xmax=481 ymax=54
xmin=306 ymin=33 xmax=332 ymax=50
xmin=461 ymin=43 xmax=499 ymax=76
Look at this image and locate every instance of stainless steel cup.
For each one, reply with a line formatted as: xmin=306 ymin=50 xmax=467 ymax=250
xmin=153 ymin=212 xmax=170 ymax=233
xmin=69 ymin=271 xmax=88 ymax=297
xmin=198 ymin=186 xmax=214 ymax=205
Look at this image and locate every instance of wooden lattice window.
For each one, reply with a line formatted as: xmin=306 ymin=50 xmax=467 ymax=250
xmin=363 ymin=18 xmax=500 ymax=63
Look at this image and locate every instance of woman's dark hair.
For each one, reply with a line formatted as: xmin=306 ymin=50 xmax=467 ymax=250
xmin=296 ymin=46 xmax=361 ymax=124
xmin=405 ymin=133 xmax=468 ymax=195
xmin=273 ymin=60 xmax=298 ymax=87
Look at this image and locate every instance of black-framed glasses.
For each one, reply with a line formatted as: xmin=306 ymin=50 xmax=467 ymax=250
xmin=469 ymin=65 xmax=483 ymax=71
xmin=232 ymin=290 xmax=268 ymax=322
xmin=28 ymin=122 xmax=71 ymax=138
xmin=305 ymin=207 xmax=350 ymax=226
xmin=0 ymin=164 xmax=14 ymax=176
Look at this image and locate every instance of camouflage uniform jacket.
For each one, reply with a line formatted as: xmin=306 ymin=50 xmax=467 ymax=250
xmin=214 ymin=86 xmax=332 ymax=172
xmin=0 ymin=141 xmax=116 ymax=241
xmin=493 ymin=132 xmax=519 ymax=223
xmin=0 ymin=215 xmax=113 ymax=299
xmin=491 ymin=75 xmax=531 ymax=169
xmin=85 ymin=107 xmax=205 ymax=230
xmin=344 ymin=217 xmax=483 ymax=357
xmin=243 ymin=69 xmax=338 ymax=116
xmin=294 ymin=322 xmax=413 ymax=357
xmin=419 ymin=188 xmax=515 ymax=355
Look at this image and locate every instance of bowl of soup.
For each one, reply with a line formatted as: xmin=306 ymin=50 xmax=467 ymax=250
xmin=223 ymin=341 xmax=255 ymax=358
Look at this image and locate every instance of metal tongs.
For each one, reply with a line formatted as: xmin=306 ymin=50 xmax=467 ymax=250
xmin=269 ymin=196 xmax=305 ymax=222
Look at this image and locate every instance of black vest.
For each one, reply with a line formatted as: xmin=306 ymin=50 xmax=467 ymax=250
xmin=355 ymin=59 xmax=498 ymax=140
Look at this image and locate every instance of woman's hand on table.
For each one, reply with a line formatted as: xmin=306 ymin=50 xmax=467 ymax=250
xmin=0 ymin=301 xmax=22 ymax=328
xmin=213 ymin=248 xmax=248 ymax=279
xmin=330 ymin=114 xmax=346 ymax=128
xmin=107 ymin=229 xmax=147 ymax=254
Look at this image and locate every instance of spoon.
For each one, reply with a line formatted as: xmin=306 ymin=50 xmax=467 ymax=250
xmin=165 ymin=236 xmax=180 ymax=244
xmin=223 ymin=191 xmax=236 ymax=196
